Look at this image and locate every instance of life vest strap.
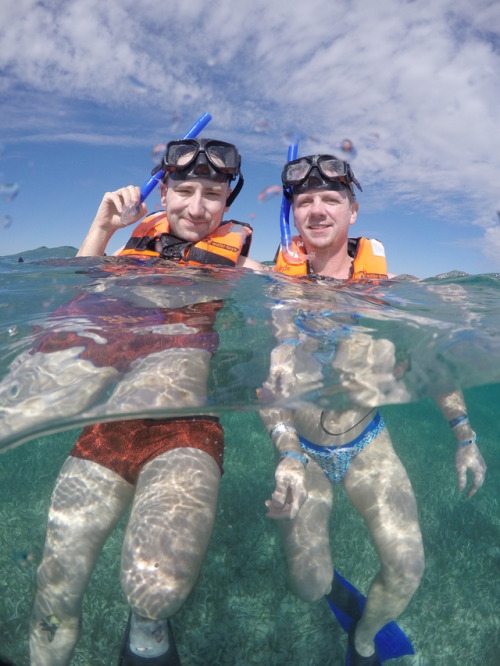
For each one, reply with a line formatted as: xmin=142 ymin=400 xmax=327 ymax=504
xmin=186 ymin=246 xmax=236 ymax=266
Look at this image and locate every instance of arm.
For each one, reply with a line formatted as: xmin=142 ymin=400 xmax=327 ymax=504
xmin=258 ymin=305 xmax=311 ymax=520
xmin=77 ymin=186 xmax=148 ymax=257
xmin=434 ymin=390 xmax=486 ymax=498
xmin=259 ymin=406 xmax=308 ymax=520
xmin=236 ymin=256 xmax=265 ymax=270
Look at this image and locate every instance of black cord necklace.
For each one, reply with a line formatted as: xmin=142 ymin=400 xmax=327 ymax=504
xmin=320 ymin=408 xmax=376 ymax=436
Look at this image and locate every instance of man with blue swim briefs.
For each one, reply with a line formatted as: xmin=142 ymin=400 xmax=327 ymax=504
xmin=26 ymin=138 xmax=262 ymax=665
xmin=260 ymin=154 xmax=487 ymax=665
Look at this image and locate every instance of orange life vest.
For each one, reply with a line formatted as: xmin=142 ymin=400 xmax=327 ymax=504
xmin=119 ymin=211 xmax=252 ymax=267
xmin=274 ymin=236 xmax=388 ymax=280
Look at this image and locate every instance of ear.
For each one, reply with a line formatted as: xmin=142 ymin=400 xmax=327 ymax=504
xmin=225 ymin=186 xmax=233 ymax=211
xmin=349 ymin=201 xmax=359 ymax=226
xmin=160 ymin=183 xmax=168 ymax=207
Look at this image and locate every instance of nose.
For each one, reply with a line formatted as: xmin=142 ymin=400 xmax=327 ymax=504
xmin=186 ymin=190 xmax=205 ymax=218
xmin=309 ymin=195 xmax=325 ymax=216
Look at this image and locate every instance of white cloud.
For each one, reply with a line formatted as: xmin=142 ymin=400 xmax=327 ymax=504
xmin=483 ymin=226 xmax=500 ymax=262
xmin=2 ymin=0 xmax=500 ymax=262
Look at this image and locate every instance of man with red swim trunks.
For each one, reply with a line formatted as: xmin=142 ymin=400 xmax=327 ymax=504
xmin=29 ymin=138 xmax=262 ymax=665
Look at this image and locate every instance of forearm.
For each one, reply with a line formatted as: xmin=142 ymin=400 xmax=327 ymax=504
xmin=435 ymin=390 xmax=486 ymax=496
xmin=259 ymin=408 xmax=303 ymax=457
xmin=77 ymin=220 xmax=115 ymax=257
xmin=260 ymin=407 xmax=309 ymax=519
xmin=434 ymin=390 xmax=475 ymax=444
xmin=77 ymin=186 xmax=145 ymax=257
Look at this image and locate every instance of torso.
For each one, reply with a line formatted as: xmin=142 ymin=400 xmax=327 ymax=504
xmin=294 ymin=406 xmax=376 ymax=448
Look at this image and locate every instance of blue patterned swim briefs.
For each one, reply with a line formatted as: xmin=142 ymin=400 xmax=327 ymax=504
xmin=299 ymin=412 xmax=385 ymax=483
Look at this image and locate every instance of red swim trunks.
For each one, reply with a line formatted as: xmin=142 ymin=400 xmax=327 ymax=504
xmin=33 ymin=292 xmax=223 ymax=371
xmin=70 ymin=416 xmax=224 ymax=484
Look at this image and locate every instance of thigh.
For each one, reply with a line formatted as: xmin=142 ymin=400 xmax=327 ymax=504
xmin=0 ymin=349 xmax=119 ymax=440
xmin=105 ymin=348 xmax=212 ymax=413
xmin=278 ymin=458 xmax=334 ymax=599
xmin=121 ymin=447 xmax=221 ymax=615
xmin=343 ymin=427 xmax=423 ymax=568
xmin=36 ymin=456 xmax=133 ymax=607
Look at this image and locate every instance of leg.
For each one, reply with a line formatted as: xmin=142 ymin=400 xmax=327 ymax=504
xmin=0 ymin=349 xmax=119 ymax=444
xmin=120 ymin=448 xmax=221 ymax=658
xmin=278 ymin=458 xmax=334 ymax=602
xmin=30 ymin=456 xmax=133 ymax=666
xmin=121 ymin=447 xmax=221 ymax=616
xmin=343 ymin=427 xmax=425 ymax=656
xmin=104 ymin=349 xmax=211 ymax=414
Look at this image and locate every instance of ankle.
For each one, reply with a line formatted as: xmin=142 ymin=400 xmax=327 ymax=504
xmin=129 ymin=613 xmax=170 ymax=658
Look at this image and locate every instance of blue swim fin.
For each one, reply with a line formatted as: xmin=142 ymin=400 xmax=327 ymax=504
xmin=326 ymin=570 xmax=414 ymax=662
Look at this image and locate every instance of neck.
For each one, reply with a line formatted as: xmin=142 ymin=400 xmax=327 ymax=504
xmin=307 ymin=241 xmax=352 ymax=279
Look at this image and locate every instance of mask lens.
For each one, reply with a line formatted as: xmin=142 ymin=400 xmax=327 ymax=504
xmin=285 ymin=159 xmax=312 ymax=185
xmin=206 ymin=143 xmax=239 ymax=172
xmin=166 ymin=141 xmax=198 ymax=167
xmin=319 ymin=158 xmax=347 ymax=179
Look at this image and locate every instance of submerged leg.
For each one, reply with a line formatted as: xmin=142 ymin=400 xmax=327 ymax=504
xmin=0 ymin=349 xmax=119 ymax=445
xmin=277 ymin=458 xmax=334 ymax=602
xmin=119 ymin=447 xmax=221 ymax=662
xmin=343 ymin=427 xmax=424 ymax=658
xmin=30 ymin=456 xmax=133 ymax=666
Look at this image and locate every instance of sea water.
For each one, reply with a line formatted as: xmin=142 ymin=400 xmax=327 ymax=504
xmin=0 ymin=249 xmax=498 ymax=665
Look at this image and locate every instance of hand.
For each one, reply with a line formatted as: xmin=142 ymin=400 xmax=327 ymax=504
xmin=94 ymin=186 xmax=148 ymax=233
xmin=265 ymin=457 xmax=308 ymax=520
xmin=455 ymin=442 xmax=486 ymax=498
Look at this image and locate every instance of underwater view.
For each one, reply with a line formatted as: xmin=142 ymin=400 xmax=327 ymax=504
xmin=0 ymin=248 xmax=499 ymax=665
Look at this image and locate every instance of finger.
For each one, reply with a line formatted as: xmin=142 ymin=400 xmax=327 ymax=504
xmin=467 ymin=467 xmax=485 ymax=498
xmin=456 ymin=465 xmax=466 ymax=493
xmin=288 ymin=485 xmax=308 ymax=519
xmin=265 ymin=499 xmax=292 ymax=520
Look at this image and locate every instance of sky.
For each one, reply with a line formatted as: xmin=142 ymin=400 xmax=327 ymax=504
xmin=1 ymin=0 xmax=500 ymax=277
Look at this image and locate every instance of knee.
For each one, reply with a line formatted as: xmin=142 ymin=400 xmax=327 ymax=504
xmin=384 ymin=542 xmax=425 ymax=598
xmin=121 ymin=562 xmax=193 ymax=620
xmin=288 ymin=565 xmax=333 ymax=603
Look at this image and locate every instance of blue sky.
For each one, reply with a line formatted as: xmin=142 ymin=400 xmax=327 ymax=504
xmin=1 ymin=0 xmax=500 ymax=277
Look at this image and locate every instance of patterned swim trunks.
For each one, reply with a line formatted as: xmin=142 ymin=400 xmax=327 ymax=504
xmin=70 ymin=416 xmax=224 ymax=484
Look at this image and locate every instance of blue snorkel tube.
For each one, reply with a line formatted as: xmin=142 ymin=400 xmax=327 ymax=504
xmin=120 ymin=112 xmax=212 ymax=224
xmin=279 ymin=142 xmax=304 ymax=264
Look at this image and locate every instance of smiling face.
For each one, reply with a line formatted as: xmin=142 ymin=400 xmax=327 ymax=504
xmin=292 ymin=187 xmax=358 ymax=254
xmin=161 ymin=177 xmax=231 ymax=242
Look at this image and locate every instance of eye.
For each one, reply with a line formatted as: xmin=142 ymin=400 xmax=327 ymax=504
xmin=324 ymin=195 xmax=341 ymax=205
xmin=176 ymin=187 xmax=193 ymax=196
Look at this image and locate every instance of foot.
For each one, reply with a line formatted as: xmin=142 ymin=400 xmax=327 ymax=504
xmin=327 ymin=574 xmax=363 ymax=631
xmin=346 ymin=623 xmax=381 ymax=666
xmin=118 ymin=613 xmax=181 ymax=666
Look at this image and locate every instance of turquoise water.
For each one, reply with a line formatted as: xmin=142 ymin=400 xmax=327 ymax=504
xmin=0 ymin=248 xmax=499 ymax=664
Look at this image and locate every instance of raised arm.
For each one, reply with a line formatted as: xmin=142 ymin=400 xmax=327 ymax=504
xmin=434 ymin=390 xmax=486 ymax=498
xmin=77 ymin=186 xmax=147 ymax=257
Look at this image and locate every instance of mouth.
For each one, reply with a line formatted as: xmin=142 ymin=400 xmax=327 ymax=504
xmin=308 ymin=223 xmax=331 ymax=230
xmin=183 ymin=217 xmax=207 ymax=226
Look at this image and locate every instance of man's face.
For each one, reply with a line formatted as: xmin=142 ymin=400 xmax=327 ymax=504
xmin=292 ymin=188 xmax=358 ymax=251
xmin=161 ymin=177 xmax=230 ymax=242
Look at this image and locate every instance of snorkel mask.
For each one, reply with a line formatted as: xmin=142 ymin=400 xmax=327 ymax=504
xmin=159 ymin=138 xmax=244 ymax=206
xmin=282 ymin=154 xmax=362 ymax=201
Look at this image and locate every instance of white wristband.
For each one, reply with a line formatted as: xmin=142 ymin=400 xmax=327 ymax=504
xmin=269 ymin=422 xmax=296 ymax=439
